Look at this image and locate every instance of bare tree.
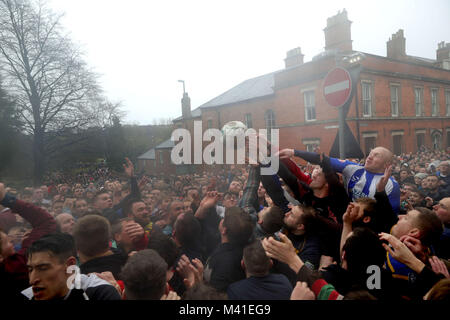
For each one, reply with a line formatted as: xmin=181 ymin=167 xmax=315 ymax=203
xmin=0 ymin=0 xmax=110 ymax=184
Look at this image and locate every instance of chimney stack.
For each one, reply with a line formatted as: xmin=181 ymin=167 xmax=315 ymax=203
xmin=387 ymin=29 xmax=406 ymax=60
xmin=323 ymin=9 xmax=353 ymax=53
xmin=436 ymin=41 xmax=450 ymax=70
xmin=284 ymin=47 xmax=304 ymax=68
xmin=181 ymin=92 xmax=191 ymax=119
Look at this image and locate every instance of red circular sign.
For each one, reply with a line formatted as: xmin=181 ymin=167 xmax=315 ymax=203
xmin=323 ymin=67 xmax=352 ymax=108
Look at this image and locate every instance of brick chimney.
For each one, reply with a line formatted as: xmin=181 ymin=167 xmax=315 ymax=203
xmin=284 ymin=47 xmax=304 ymax=68
xmin=181 ymin=92 xmax=191 ymax=119
xmin=387 ymin=29 xmax=406 ymax=60
xmin=436 ymin=41 xmax=450 ymax=70
xmin=323 ymin=9 xmax=352 ymax=53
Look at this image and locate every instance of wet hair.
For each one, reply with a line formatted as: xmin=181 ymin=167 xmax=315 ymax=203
xmin=260 ymin=206 xmax=284 ymax=234
xmin=223 ymin=207 xmax=253 ymax=246
xmin=414 ymin=207 xmax=444 ymax=247
xmin=183 ymin=283 xmax=228 ymax=300
xmin=243 ymin=240 xmax=271 ymax=277
xmin=27 ymin=233 xmax=77 ymax=263
xmin=173 ymin=213 xmax=201 ymax=249
xmin=120 ymin=249 xmax=167 ymax=300
xmin=146 ymin=231 xmax=179 ymax=270
xmin=73 ymin=215 xmax=111 ymax=257
xmin=427 ymin=279 xmax=450 ymax=300
xmin=342 ymin=227 xmax=385 ymax=282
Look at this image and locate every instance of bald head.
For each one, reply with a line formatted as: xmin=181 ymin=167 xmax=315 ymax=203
xmin=365 ymin=147 xmax=393 ymax=173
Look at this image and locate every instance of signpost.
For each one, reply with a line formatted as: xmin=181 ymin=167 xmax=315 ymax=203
xmin=323 ymin=67 xmax=352 ymax=159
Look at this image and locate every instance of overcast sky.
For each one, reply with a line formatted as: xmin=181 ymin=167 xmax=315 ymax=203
xmin=48 ymin=0 xmax=450 ymax=125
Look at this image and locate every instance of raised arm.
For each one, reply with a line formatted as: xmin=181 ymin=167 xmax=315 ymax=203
xmin=0 ymin=183 xmax=57 ymax=255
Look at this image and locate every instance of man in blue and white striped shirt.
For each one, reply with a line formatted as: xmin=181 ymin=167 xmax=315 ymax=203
xmin=277 ymin=147 xmax=401 ymax=214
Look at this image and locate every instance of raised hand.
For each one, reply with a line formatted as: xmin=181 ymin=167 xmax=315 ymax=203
xmin=124 ymin=221 xmax=145 ymax=242
xmin=161 ymin=291 xmax=181 ymax=300
xmin=342 ymin=203 xmax=363 ymax=225
xmin=0 ymin=183 xmax=5 ymax=202
xmin=262 ymin=233 xmax=303 ymax=273
xmin=123 ymin=157 xmax=134 ymax=178
xmin=428 ymin=256 xmax=450 ymax=279
xmin=275 ymin=148 xmax=294 ymax=159
xmin=377 ymin=165 xmax=393 ymax=193
xmin=199 ymin=191 xmax=220 ymax=209
xmin=290 ymin=282 xmax=315 ymax=300
xmin=379 ymin=232 xmax=424 ymax=273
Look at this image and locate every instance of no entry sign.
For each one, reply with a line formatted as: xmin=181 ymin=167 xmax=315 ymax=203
xmin=323 ymin=67 xmax=352 ymax=108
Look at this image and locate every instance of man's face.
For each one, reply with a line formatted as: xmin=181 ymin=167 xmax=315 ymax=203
xmin=433 ymin=198 xmax=450 ymax=224
xmin=364 ymin=147 xmax=389 ymax=173
xmin=439 ymin=163 xmax=449 ymax=175
xmin=0 ymin=231 xmax=15 ymax=259
xmin=309 ymin=167 xmax=327 ymax=190
xmin=115 ymin=220 xmax=134 ymax=247
xmin=409 ymin=192 xmax=423 ymax=206
xmin=131 ymin=202 xmax=150 ymax=224
xmin=283 ymin=206 xmax=303 ymax=231
xmin=27 ymin=252 xmax=72 ymax=300
xmin=52 ymin=202 xmax=64 ymax=215
xmin=33 ymin=189 xmax=43 ymax=201
xmin=426 ymin=176 xmax=439 ymax=190
xmin=183 ymin=201 xmax=193 ymax=215
xmin=56 ymin=214 xmax=75 ymax=235
xmin=421 ymin=178 xmax=429 ymax=189
xmin=391 ymin=210 xmax=420 ymax=239
xmin=400 ymin=170 xmax=409 ymax=180
xmin=257 ymin=183 xmax=266 ymax=198
xmin=73 ymin=200 xmax=88 ymax=217
xmin=73 ymin=188 xmax=84 ymax=198
xmin=222 ymin=193 xmax=238 ymax=209
xmin=94 ymin=193 xmax=113 ymax=210
xmin=414 ymin=176 xmax=423 ymax=186
xmin=169 ymin=201 xmax=184 ymax=223
xmin=228 ymin=181 xmax=242 ymax=194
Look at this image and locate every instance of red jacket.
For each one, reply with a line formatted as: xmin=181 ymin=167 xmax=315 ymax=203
xmin=0 ymin=198 xmax=57 ymax=299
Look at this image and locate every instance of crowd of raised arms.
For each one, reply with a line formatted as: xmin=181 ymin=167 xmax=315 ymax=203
xmin=0 ymin=144 xmax=449 ymax=301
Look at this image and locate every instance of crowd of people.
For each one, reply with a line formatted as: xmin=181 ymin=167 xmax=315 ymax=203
xmin=0 ymin=144 xmax=449 ymax=301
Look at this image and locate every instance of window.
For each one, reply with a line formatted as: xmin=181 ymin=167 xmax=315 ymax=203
xmin=414 ymin=87 xmax=424 ymax=116
xmin=303 ymin=139 xmax=320 ymax=152
xmin=416 ymin=131 xmax=425 ymax=151
xmin=362 ymin=132 xmax=377 ymax=157
xmin=207 ymin=119 xmax=213 ymax=129
xmin=159 ymin=151 xmax=164 ymax=165
xmin=362 ymin=81 xmax=372 ymax=117
xmin=390 ymin=85 xmax=399 ymax=117
xmin=244 ymin=113 xmax=253 ymax=128
xmin=264 ymin=110 xmax=276 ymax=142
xmin=446 ymin=90 xmax=450 ymax=116
xmin=431 ymin=88 xmax=439 ymax=116
xmin=392 ymin=133 xmax=403 ymax=156
xmin=304 ymin=90 xmax=316 ymax=121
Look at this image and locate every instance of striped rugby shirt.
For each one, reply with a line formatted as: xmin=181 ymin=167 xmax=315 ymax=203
xmin=329 ymin=158 xmax=401 ymax=214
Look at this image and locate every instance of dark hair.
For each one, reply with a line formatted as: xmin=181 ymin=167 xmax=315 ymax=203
xmin=93 ymin=189 xmax=110 ymax=202
xmin=122 ymin=197 xmax=143 ymax=216
xmin=427 ymin=279 xmax=450 ymax=300
xmin=183 ymin=283 xmax=228 ymax=300
xmin=120 ymin=249 xmax=167 ymax=300
xmin=223 ymin=207 xmax=253 ymax=246
xmin=243 ymin=240 xmax=271 ymax=277
xmin=342 ymin=227 xmax=385 ymax=282
xmin=414 ymin=207 xmax=444 ymax=247
xmin=173 ymin=213 xmax=201 ymax=249
xmin=73 ymin=215 xmax=111 ymax=257
xmin=27 ymin=233 xmax=77 ymax=263
xmin=343 ymin=289 xmax=377 ymax=300
xmin=146 ymin=231 xmax=179 ymax=269
xmin=297 ymin=204 xmax=317 ymax=234
xmin=260 ymin=206 xmax=284 ymax=234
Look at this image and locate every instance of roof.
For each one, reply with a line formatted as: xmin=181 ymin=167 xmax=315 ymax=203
xmin=155 ymin=138 xmax=175 ymax=149
xmin=198 ymin=71 xmax=277 ymax=109
xmin=173 ymin=107 xmax=202 ymax=121
xmin=137 ymin=148 xmax=155 ymax=160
